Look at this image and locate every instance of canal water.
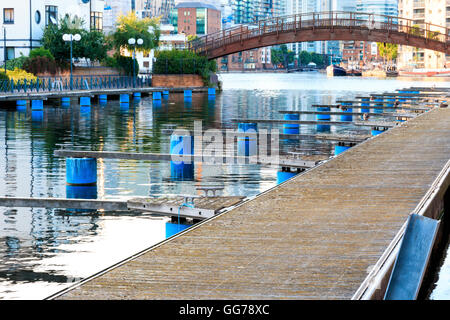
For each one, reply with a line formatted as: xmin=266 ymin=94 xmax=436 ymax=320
xmin=0 ymin=72 xmax=449 ymax=299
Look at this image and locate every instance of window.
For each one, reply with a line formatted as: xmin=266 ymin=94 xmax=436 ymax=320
xmin=6 ymin=47 xmax=15 ymax=60
xmin=90 ymin=12 xmax=103 ymax=31
xmin=196 ymin=8 xmax=206 ymax=35
xmin=35 ymin=10 xmax=41 ymax=24
xmin=45 ymin=6 xmax=58 ymax=26
xmin=3 ymin=8 xmax=14 ymax=24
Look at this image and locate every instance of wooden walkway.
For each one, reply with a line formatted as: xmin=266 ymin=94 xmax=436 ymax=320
xmin=52 ymin=106 xmax=450 ymax=300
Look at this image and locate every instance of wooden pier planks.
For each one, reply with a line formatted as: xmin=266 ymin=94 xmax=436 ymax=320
xmin=53 ymin=107 xmax=450 ymax=300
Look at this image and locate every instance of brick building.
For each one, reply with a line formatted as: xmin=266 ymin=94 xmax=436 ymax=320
xmin=171 ymin=1 xmax=221 ymax=36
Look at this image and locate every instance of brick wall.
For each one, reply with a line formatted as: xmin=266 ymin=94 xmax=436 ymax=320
xmin=151 ymin=74 xmax=205 ymax=88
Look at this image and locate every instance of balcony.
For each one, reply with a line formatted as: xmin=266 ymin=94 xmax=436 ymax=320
xmin=413 ymin=0 xmax=425 ymax=8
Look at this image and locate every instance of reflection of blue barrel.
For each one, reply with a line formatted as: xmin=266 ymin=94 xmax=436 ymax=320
xmin=283 ymin=113 xmax=299 ymax=134
xmin=31 ymin=110 xmax=43 ymax=122
xmin=153 ymin=100 xmax=162 ymax=108
xmin=340 ymin=102 xmax=353 ymax=121
xmin=334 ymin=145 xmax=351 ymax=156
xmin=31 ymin=100 xmax=44 ymax=110
xmin=16 ymin=100 xmax=27 ymax=111
xmin=317 ymin=106 xmax=330 ymax=132
xmin=374 ymin=98 xmax=383 ymax=113
xmin=170 ymin=135 xmax=194 ymax=180
xmin=277 ymin=170 xmax=297 ymax=184
xmin=66 ymin=158 xmax=97 ymax=186
xmin=80 ymin=106 xmax=91 ymax=115
xmin=153 ymin=92 xmax=162 ymax=100
xmin=360 ymin=98 xmax=370 ymax=113
xmin=165 ymin=222 xmax=191 ymax=238
xmin=66 ymin=185 xmax=97 ymax=199
xmin=237 ymin=123 xmax=257 ymax=157
xmin=80 ymin=97 xmax=91 ymax=106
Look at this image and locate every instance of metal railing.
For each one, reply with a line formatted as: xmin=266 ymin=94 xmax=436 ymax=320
xmin=188 ymin=11 xmax=449 ymax=55
xmin=0 ymin=75 xmax=151 ymax=94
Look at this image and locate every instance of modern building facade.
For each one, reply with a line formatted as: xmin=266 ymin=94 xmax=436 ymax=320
xmin=1 ymin=0 xmax=105 ymax=65
xmin=104 ymin=0 xmax=131 ymax=34
xmin=135 ymin=0 xmax=175 ymax=23
xmin=397 ymin=0 xmax=449 ymax=70
xmin=170 ymin=1 xmax=221 ymax=36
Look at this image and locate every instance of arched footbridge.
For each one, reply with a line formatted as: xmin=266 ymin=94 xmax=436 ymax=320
xmin=188 ymin=11 xmax=450 ymax=59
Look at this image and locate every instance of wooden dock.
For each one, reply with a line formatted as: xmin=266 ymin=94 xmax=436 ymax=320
xmin=50 ymin=105 xmax=450 ymax=300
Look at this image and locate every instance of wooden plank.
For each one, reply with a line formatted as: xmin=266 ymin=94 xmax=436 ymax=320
xmin=279 ymin=110 xmax=416 ymax=118
xmin=0 ymin=197 xmax=128 ymax=211
xmin=232 ymin=118 xmax=396 ymax=127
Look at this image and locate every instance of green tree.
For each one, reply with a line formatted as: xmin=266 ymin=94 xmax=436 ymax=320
xmin=299 ymin=51 xmax=312 ymax=66
xmin=112 ymin=11 xmax=160 ymax=53
xmin=377 ymin=42 xmax=398 ymax=64
xmin=311 ymin=53 xmax=324 ymax=67
xmin=271 ymin=45 xmax=294 ymax=68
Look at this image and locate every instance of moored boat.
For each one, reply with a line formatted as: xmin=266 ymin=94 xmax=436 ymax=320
xmin=326 ymin=65 xmax=347 ymax=76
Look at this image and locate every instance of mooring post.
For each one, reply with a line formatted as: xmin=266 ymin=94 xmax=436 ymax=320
xmin=66 ymin=158 xmax=97 ymax=186
xmin=283 ymin=113 xmax=300 ymax=134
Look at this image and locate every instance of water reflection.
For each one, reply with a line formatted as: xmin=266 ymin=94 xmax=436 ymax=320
xmin=0 ymin=72 xmax=449 ymax=299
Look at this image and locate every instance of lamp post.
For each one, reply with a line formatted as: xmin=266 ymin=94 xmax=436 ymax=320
xmin=3 ymin=27 xmax=6 ymax=73
xmin=63 ymin=33 xmax=81 ymax=90
xmin=128 ymin=37 xmax=143 ymax=87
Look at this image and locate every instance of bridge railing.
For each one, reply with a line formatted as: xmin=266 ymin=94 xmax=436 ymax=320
xmin=189 ymin=11 xmax=449 ymax=55
xmin=0 ymin=75 xmax=152 ymax=94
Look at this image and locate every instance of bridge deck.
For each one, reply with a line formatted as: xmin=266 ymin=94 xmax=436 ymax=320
xmin=53 ymin=106 xmax=450 ymax=300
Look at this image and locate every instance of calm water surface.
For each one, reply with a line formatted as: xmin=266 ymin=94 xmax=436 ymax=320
xmin=0 ymin=72 xmax=449 ymax=299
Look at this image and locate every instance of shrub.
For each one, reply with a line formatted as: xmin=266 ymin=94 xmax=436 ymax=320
xmin=153 ymin=50 xmax=217 ymax=85
xmin=5 ymin=55 xmax=29 ymax=71
xmin=29 ymin=47 xmax=55 ymax=60
xmin=101 ymin=53 xmax=139 ymax=76
xmin=6 ymin=68 xmax=37 ymax=85
xmin=0 ymin=71 xmax=9 ymax=81
xmin=23 ymin=56 xmax=58 ymax=75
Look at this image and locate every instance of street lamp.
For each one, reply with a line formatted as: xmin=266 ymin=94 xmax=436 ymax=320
xmin=3 ymin=27 xmax=6 ymax=73
xmin=63 ymin=33 xmax=81 ymax=90
xmin=128 ymin=37 xmax=143 ymax=87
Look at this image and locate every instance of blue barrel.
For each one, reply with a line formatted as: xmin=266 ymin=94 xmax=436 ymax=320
xmin=120 ymin=94 xmax=129 ymax=103
xmin=99 ymin=94 xmax=107 ymax=101
xmin=374 ymin=98 xmax=383 ymax=113
xmin=340 ymin=102 xmax=353 ymax=121
xmin=317 ymin=106 xmax=330 ymax=132
xmin=16 ymin=100 xmax=27 ymax=111
xmin=184 ymin=90 xmax=192 ymax=98
xmin=153 ymin=92 xmax=162 ymax=100
xmin=277 ymin=170 xmax=298 ymax=184
xmin=334 ymin=145 xmax=351 ymax=156
xmin=31 ymin=100 xmax=44 ymax=110
xmin=386 ymin=96 xmax=395 ymax=107
xmin=170 ymin=135 xmax=194 ymax=180
xmin=66 ymin=158 xmax=97 ymax=186
xmin=283 ymin=113 xmax=300 ymax=135
xmin=80 ymin=97 xmax=91 ymax=106
xmin=360 ymin=98 xmax=370 ymax=113
xmin=163 ymin=90 xmax=170 ymax=97
xmin=371 ymin=129 xmax=384 ymax=136
xmin=237 ymin=123 xmax=257 ymax=157
xmin=165 ymin=222 xmax=191 ymax=238
xmin=61 ymin=97 xmax=70 ymax=103
xmin=133 ymin=92 xmax=141 ymax=98
xmin=208 ymin=88 xmax=216 ymax=96
xmin=66 ymin=185 xmax=97 ymax=199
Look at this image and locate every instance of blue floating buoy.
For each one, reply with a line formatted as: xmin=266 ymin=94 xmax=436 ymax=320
xmin=16 ymin=100 xmax=27 ymax=111
xmin=120 ymin=94 xmax=129 ymax=103
xmin=31 ymin=100 xmax=44 ymax=110
xmin=80 ymin=96 xmax=91 ymax=106
xmin=170 ymin=135 xmax=194 ymax=181
xmin=283 ymin=113 xmax=299 ymax=135
xmin=371 ymin=129 xmax=384 ymax=136
xmin=237 ymin=123 xmax=257 ymax=157
xmin=276 ymin=170 xmax=298 ymax=184
xmin=334 ymin=145 xmax=351 ymax=156
xmin=66 ymin=158 xmax=97 ymax=186
xmin=317 ymin=106 xmax=330 ymax=132
xmin=340 ymin=102 xmax=353 ymax=121
xmin=360 ymin=98 xmax=370 ymax=113
xmin=184 ymin=90 xmax=192 ymax=98
xmin=153 ymin=92 xmax=162 ymax=100
xmin=165 ymin=222 xmax=191 ymax=238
